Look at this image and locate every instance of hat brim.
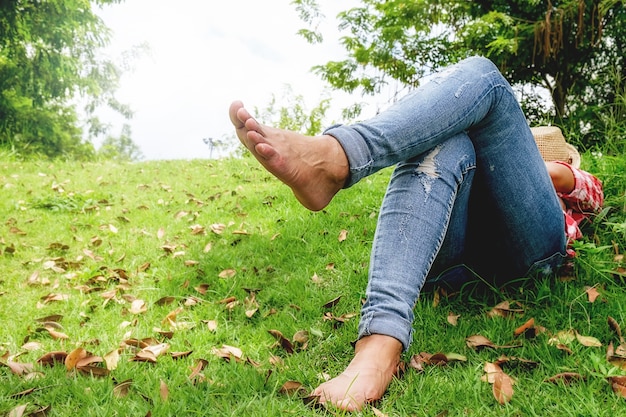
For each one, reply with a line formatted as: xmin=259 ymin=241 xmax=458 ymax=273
xmin=565 ymin=143 xmax=581 ymax=169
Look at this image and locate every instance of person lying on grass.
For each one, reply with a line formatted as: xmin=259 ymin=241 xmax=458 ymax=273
xmin=229 ymin=56 xmax=604 ymax=411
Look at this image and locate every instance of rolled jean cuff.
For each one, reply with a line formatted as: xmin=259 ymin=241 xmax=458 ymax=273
xmin=324 ymin=124 xmax=372 ymax=188
xmin=357 ymin=311 xmax=413 ymax=351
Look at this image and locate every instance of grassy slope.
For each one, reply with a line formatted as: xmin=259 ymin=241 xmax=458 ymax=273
xmin=0 ymin=155 xmax=624 ymax=416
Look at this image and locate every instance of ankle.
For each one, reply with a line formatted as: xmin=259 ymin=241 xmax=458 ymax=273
xmin=353 ymin=335 xmax=402 ymax=368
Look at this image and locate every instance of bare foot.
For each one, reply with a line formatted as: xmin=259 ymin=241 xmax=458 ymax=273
xmin=311 ymin=335 xmax=403 ymax=411
xmin=228 ymin=101 xmax=349 ymax=211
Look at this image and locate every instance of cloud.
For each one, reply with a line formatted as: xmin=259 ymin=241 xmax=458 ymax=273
xmin=95 ymin=0 xmax=367 ymax=160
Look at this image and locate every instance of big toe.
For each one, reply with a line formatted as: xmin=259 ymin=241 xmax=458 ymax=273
xmin=228 ymin=101 xmax=245 ymax=127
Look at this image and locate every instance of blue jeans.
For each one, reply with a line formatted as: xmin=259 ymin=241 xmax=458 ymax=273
xmin=324 ymin=56 xmax=567 ymax=350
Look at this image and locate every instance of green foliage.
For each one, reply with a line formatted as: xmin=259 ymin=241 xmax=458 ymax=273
xmin=297 ymin=0 xmax=626 ymax=150
xmin=97 ymin=124 xmax=143 ymax=161
xmin=254 ymin=85 xmax=331 ymax=136
xmin=0 ymin=0 xmax=135 ymax=159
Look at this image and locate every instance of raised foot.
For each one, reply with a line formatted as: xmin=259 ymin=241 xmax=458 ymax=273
xmin=228 ymin=101 xmax=349 ymax=211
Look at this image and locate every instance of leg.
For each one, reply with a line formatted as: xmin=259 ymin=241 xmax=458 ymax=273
xmin=326 ymin=56 xmax=566 ymax=277
xmin=313 ymin=133 xmax=476 ymax=410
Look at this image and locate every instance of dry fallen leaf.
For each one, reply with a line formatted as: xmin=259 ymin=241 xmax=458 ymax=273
xmin=544 ymin=372 xmax=585 ymax=384
xmin=268 ymin=329 xmax=294 ymax=354
xmin=104 ymin=349 xmax=121 ymax=371
xmin=8 ymin=404 xmax=28 ymax=417
xmin=160 ymin=379 xmax=169 ymax=401
xmin=338 ymin=229 xmax=348 ymax=242
xmin=466 ymin=335 xmax=496 ymax=350
xmin=129 ymin=299 xmax=147 ymax=315
xmin=487 ymin=300 xmax=524 ymax=318
xmin=513 ymin=318 xmax=543 ymax=338
xmin=113 ymin=379 xmax=133 ymax=398
xmin=279 ymin=380 xmax=306 ymax=395
xmin=211 ymin=345 xmax=243 ymax=362
xmin=493 ymin=370 xmax=514 ymax=404
xmin=322 ymin=296 xmax=342 ymax=309
xmin=447 ymin=311 xmax=460 ymax=326
xmin=409 ymin=352 xmax=467 ymax=372
xmin=218 ymin=269 xmax=236 ymax=279
xmin=37 ymin=351 xmax=68 ymax=367
xmin=609 ymin=376 xmax=626 ymax=398
xmin=65 ymin=347 xmax=88 ymax=370
xmin=585 ymin=286 xmax=601 ymax=303
xmin=608 ymin=316 xmax=624 ymax=343
xmin=575 ymin=332 xmax=602 ymax=347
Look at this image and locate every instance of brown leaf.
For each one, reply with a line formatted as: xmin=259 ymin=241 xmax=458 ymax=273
xmin=9 ymin=387 xmax=37 ymax=399
xmin=129 ymin=299 xmax=148 ymax=315
xmin=210 ymin=223 xmax=226 ymax=234
xmin=322 ymin=296 xmax=341 ymax=309
xmin=293 ymin=330 xmax=309 ymax=345
xmin=21 ymin=342 xmax=43 ymax=351
xmin=279 ymin=380 xmax=306 ymax=395
xmin=44 ymin=326 xmax=70 ymax=340
xmin=211 ymin=345 xmax=243 ymax=362
xmin=160 ymin=379 xmax=169 ymax=401
xmin=104 ymin=349 xmax=121 ymax=371
xmin=544 ymin=372 xmax=585 ymax=384
xmin=113 ymin=379 xmax=133 ymax=398
xmin=143 ymin=343 xmax=170 ymax=358
xmin=555 ymin=343 xmax=573 ymax=355
xmin=189 ymin=359 xmax=208 ymax=381
xmin=37 ymin=351 xmax=68 ymax=367
xmin=203 ymin=320 xmax=218 ymax=332
xmin=154 ymin=296 xmax=176 ymax=306
xmin=268 ymin=330 xmax=294 ymax=354
xmin=35 ymin=314 xmax=63 ymax=323
xmin=162 ymin=307 xmax=184 ymax=326
xmin=338 ymin=229 xmax=348 ymax=242
xmin=194 ymin=283 xmax=210 ymax=295
xmin=513 ymin=318 xmax=535 ymax=337
xmin=8 ymin=404 xmax=28 ymax=417
xmin=487 ymin=300 xmax=524 ymax=318
xmin=483 ymin=362 xmax=504 ymax=383
xmin=65 ymin=347 xmax=88 ymax=370
xmin=493 ymin=371 xmax=514 ymax=404
xmin=609 ymin=376 xmax=626 ymax=398
xmin=170 ymin=350 xmax=193 ymax=360
xmin=585 ymin=286 xmax=601 ymax=303
xmin=575 ymin=332 xmax=602 ymax=347
xmin=76 ymin=363 xmax=110 ymax=377
xmin=494 ymin=355 xmax=539 ymax=370
xmin=131 ymin=350 xmax=157 ymax=363
xmin=466 ymin=335 xmax=496 ymax=350
xmin=447 ymin=311 xmax=460 ymax=326
xmin=608 ymin=316 xmax=624 ymax=342
xmin=371 ymin=406 xmax=389 ymax=417
xmin=218 ymin=269 xmax=236 ymax=279
xmin=2 ymin=360 xmax=34 ymax=376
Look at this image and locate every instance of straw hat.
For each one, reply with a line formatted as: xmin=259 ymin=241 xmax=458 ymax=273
xmin=531 ymin=126 xmax=581 ymax=168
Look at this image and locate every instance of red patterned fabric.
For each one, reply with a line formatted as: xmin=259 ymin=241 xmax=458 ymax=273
xmin=553 ymin=161 xmax=604 ymax=256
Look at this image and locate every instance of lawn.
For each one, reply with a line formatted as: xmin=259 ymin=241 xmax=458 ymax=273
xmin=0 ymin=153 xmax=625 ymax=416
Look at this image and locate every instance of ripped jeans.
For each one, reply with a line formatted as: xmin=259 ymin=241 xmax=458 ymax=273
xmin=325 ymin=56 xmax=567 ymax=350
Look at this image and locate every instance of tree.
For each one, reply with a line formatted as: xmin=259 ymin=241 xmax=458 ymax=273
xmin=295 ymin=0 xmax=625 ymax=123
xmin=97 ymin=124 xmax=143 ymax=161
xmin=0 ymin=0 xmax=134 ymax=159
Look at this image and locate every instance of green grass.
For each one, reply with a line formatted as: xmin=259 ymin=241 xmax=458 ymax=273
xmin=0 ymin=154 xmax=625 ymax=416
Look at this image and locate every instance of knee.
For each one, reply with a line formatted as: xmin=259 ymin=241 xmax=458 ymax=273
xmin=466 ymin=56 xmax=499 ymax=73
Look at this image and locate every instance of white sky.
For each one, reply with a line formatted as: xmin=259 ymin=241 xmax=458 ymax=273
xmin=95 ymin=0 xmax=382 ymax=160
